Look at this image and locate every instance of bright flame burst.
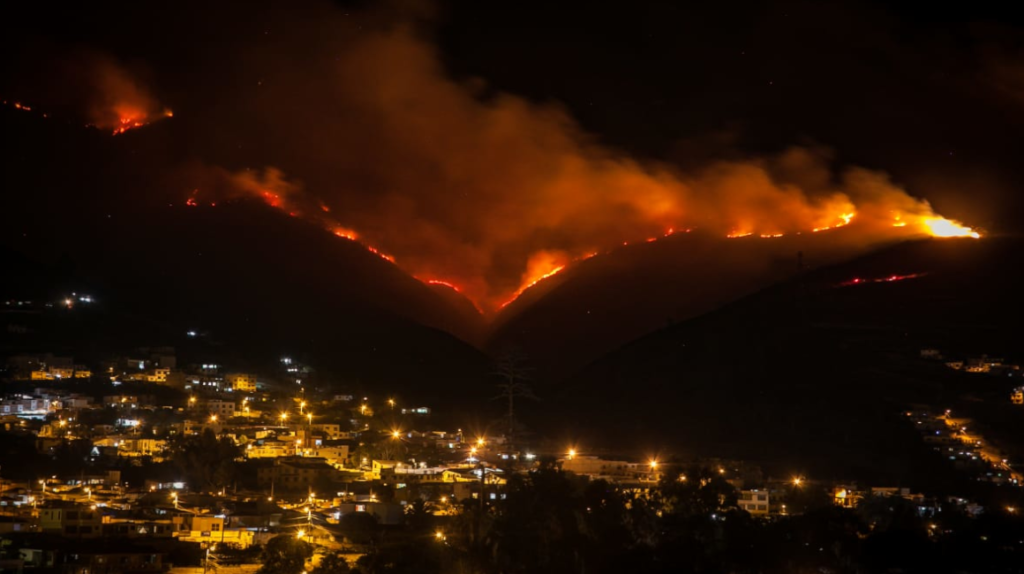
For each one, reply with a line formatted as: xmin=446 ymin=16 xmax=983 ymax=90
xmin=920 ymin=217 xmax=981 ymax=239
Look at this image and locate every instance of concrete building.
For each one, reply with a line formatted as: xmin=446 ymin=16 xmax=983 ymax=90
xmin=226 ymin=373 xmax=258 ymax=393
xmin=737 ymin=489 xmax=770 ymax=516
xmin=207 ymin=400 xmax=236 ymax=419
xmin=39 ymin=505 xmax=103 ymax=538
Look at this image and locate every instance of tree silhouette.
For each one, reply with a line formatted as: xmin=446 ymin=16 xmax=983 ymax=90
xmin=256 ymin=535 xmax=312 ymax=574
xmin=169 ymin=428 xmax=241 ymax=491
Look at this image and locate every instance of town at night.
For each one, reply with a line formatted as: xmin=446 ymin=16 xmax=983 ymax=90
xmin=2 ymin=1 xmax=1024 ymax=573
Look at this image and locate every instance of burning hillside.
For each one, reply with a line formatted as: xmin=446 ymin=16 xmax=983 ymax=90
xmin=8 ymin=3 xmax=981 ymax=314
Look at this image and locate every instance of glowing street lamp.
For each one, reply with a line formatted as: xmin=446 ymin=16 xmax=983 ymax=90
xmin=792 ymin=477 xmax=804 ymax=487
xmin=391 ymin=430 xmax=401 ymax=440
xmin=299 ymin=401 xmax=306 ymax=414
xmin=296 ymin=529 xmax=306 ymax=539
xmin=209 ymin=414 xmax=218 ymax=423
xmin=567 ymin=448 xmax=576 ymax=460
xmin=280 ymin=413 xmax=289 ymax=423
xmin=649 ymin=460 xmax=659 ymax=470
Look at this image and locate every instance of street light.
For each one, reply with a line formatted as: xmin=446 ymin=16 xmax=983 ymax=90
xmin=567 ymin=448 xmax=576 ymax=460
xmin=391 ymin=430 xmax=401 ymax=440
xmin=209 ymin=414 xmax=218 ymax=423
xmin=280 ymin=413 xmax=289 ymax=423
xmin=792 ymin=477 xmax=804 ymax=487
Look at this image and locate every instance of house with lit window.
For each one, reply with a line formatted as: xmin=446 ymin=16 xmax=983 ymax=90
xmin=737 ymin=489 xmax=770 ymax=516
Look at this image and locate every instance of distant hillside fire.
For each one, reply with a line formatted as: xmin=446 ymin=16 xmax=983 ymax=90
xmin=3 ymin=55 xmax=172 ymax=136
xmin=183 ymin=26 xmax=979 ymax=315
xmin=95 ymin=14 xmax=972 ymax=314
xmin=86 ymin=57 xmax=172 ymax=135
xmin=194 ymin=161 xmax=979 ymax=314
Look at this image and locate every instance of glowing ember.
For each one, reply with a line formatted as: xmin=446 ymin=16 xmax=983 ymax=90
xmin=727 ymin=232 xmax=753 ymax=238
xmin=332 ymin=227 xmax=358 ymax=240
xmin=366 ymin=246 xmax=395 ymax=263
xmin=837 ymin=272 xmax=927 ymax=288
xmin=921 ymin=217 xmax=980 ymax=239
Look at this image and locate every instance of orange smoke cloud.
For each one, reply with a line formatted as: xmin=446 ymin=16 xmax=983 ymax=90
xmin=192 ymin=13 xmax=977 ymax=313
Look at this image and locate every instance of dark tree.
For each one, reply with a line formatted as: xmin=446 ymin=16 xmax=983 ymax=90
xmin=169 ymin=428 xmax=241 ymax=491
xmin=311 ymin=551 xmax=350 ymax=574
xmin=256 ymin=535 xmax=313 ymax=574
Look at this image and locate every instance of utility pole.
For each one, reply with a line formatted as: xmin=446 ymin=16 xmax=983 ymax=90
xmin=493 ymin=351 xmax=536 ymax=458
xmin=475 ymin=460 xmax=485 ymax=548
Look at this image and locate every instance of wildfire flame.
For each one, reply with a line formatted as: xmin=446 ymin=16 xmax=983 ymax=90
xmin=111 ymin=109 xmax=173 ymax=136
xmin=920 ymin=217 xmax=981 ymax=239
xmin=196 ymin=168 xmax=984 ymax=314
xmin=501 ymin=265 xmax=566 ymax=309
xmin=838 ymin=272 xmax=928 ymax=288
xmin=425 ymin=279 xmax=461 ymax=292
xmin=219 ymin=177 xmax=984 ymax=313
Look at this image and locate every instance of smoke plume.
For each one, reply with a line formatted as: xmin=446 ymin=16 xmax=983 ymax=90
xmin=167 ymin=5 xmax=978 ymax=313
